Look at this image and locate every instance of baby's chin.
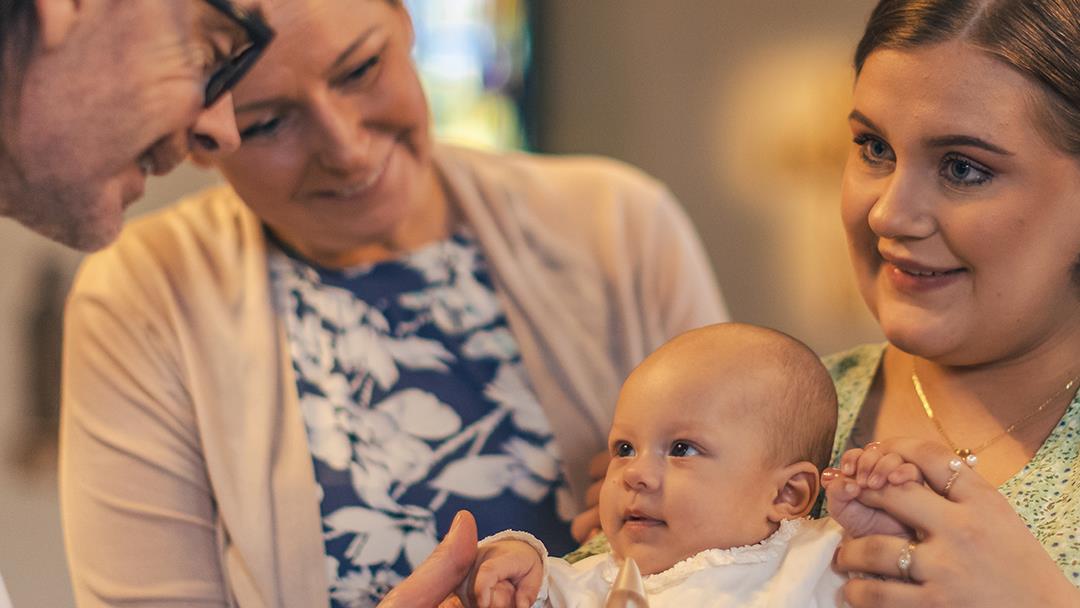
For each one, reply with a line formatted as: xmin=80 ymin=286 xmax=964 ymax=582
xmin=616 ymin=547 xmax=690 ymax=576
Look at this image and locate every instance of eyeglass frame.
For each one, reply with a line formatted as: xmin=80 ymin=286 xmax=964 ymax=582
xmin=201 ymin=0 xmax=275 ymax=108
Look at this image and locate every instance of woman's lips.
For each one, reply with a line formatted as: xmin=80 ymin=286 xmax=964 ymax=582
xmin=883 ymin=261 xmax=967 ymax=292
xmin=309 ymin=149 xmax=393 ymax=200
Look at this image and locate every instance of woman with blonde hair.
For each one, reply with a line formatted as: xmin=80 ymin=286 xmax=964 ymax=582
xmin=58 ymin=0 xmax=725 ymax=606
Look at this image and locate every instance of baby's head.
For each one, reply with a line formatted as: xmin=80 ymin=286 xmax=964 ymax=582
xmin=599 ymin=323 xmax=838 ymax=575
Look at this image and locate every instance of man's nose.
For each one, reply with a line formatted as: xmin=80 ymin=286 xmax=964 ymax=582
xmin=191 ymin=94 xmax=242 ymax=156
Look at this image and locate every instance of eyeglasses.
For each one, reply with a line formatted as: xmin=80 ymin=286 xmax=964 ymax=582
xmin=201 ymin=0 xmax=275 ymax=108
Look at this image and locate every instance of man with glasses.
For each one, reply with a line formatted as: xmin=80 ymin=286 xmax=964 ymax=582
xmin=0 ymin=1 xmax=270 ymax=604
xmin=0 ymin=1 xmax=474 ymax=605
xmin=0 ymin=0 xmax=273 ymax=251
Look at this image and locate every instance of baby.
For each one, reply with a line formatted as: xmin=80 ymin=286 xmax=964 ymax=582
xmin=458 ymin=323 xmax=923 ymax=608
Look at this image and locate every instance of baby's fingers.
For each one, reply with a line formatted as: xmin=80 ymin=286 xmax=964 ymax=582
xmin=515 ymin=585 xmax=538 ymax=608
xmin=867 ymin=452 xmax=906 ymax=489
xmin=489 ymin=581 xmax=515 ymax=608
xmin=886 ymin=462 xmax=923 ymax=486
xmin=855 ymin=443 xmax=884 ymax=487
xmin=474 ymin=563 xmax=509 ymax=608
xmin=824 ymin=474 xmax=862 ymax=508
xmin=839 ymin=448 xmax=864 ymax=477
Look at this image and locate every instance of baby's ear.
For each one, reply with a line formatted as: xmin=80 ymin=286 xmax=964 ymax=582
xmin=766 ymin=461 xmax=820 ymax=522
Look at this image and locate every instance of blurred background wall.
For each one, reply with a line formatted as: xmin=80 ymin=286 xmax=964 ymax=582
xmin=0 ymin=1 xmax=879 ymax=605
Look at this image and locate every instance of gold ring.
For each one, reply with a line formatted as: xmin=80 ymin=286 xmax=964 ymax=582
xmin=943 ymin=468 xmax=961 ymax=498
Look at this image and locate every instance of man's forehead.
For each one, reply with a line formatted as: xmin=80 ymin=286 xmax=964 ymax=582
xmin=194 ymin=1 xmax=248 ymax=45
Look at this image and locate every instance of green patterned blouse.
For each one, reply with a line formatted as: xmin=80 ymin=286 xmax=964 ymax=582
xmin=566 ymin=343 xmax=1080 ymax=587
xmin=826 ymin=343 xmax=1080 ymax=586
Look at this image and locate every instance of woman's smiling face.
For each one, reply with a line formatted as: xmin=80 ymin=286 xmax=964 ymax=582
xmin=841 ymin=41 xmax=1080 ymax=366
xmin=210 ymin=0 xmax=439 ymax=267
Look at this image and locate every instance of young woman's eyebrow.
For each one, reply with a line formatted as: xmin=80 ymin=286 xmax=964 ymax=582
xmin=924 ymin=135 xmax=1015 ymax=156
xmin=848 ymin=109 xmax=882 ymax=132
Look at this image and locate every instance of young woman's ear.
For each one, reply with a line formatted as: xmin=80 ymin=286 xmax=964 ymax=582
xmin=766 ymin=461 xmax=820 ymax=522
xmin=35 ymin=0 xmax=80 ymax=50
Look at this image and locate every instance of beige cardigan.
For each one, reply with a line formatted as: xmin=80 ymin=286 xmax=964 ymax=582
xmin=60 ymin=146 xmax=727 ymax=607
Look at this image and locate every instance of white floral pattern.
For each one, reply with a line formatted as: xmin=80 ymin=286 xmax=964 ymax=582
xmin=270 ymin=230 xmax=574 ymax=607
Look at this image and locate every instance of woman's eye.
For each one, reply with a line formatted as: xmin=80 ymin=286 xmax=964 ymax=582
xmin=239 ymin=116 xmax=283 ymax=141
xmin=342 ymin=55 xmax=381 ymax=84
xmin=941 ymin=155 xmax=993 ymax=187
xmin=853 ymin=134 xmax=895 ymax=166
xmin=613 ymin=441 xmax=635 ymax=458
xmin=669 ymin=441 xmax=700 ymax=457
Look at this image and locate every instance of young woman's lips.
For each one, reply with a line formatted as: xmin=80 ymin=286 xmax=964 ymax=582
xmin=882 ymin=259 xmax=967 ymax=293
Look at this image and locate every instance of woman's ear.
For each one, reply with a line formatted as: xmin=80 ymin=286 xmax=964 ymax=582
xmin=35 ymin=0 xmax=80 ymax=50
xmin=766 ymin=461 xmax=820 ymax=522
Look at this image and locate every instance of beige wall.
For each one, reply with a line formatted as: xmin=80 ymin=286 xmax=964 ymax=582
xmin=0 ymin=2 xmax=881 ymax=605
xmin=534 ymin=0 xmax=882 ymax=353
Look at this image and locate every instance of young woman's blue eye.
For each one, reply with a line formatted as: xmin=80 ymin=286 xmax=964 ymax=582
xmin=239 ymin=116 xmax=283 ymax=141
xmin=669 ymin=441 xmax=700 ymax=457
xmin=613 ymin=441 xmax=635 ymax=458
xmin=940 ymin=155 xmax=993 ymax=187
xmin=853 ymin=134 xmax=895 ymax=166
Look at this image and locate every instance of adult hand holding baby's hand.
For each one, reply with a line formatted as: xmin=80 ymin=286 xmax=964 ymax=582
xmin=469 ymin=539 xmax=545 ymax=608
xmin=570 ymin=450 xmax=610 ymax=543
xmin=832 ymin=438 xmax=1080 ymax=608
xmin=823 ymin=443 xmax=921 ymax=539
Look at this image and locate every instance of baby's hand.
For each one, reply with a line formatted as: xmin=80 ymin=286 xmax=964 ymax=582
xmin=824 ymin=444 xmax=923 ymax=538
xmin=469 ymin=539 xmax=544 ymax=608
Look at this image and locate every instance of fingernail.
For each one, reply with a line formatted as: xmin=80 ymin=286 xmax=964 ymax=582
xmin=844 ymin=482 xmax=858 ymax=497
xmin=821 ymin=468 xmax=839 ymax=482
xmin=869 ymin=474 xmax=882 ymax=488
xmin=842 ymin=463 xmax=854 ymax=476
xmin=450 ymin=510 xmax=464 ymax=533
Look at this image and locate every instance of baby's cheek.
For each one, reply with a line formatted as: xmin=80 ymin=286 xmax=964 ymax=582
xmin=597 ymin=477 xmax=622 ymax=534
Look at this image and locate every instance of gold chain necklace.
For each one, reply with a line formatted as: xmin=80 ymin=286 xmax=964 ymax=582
xmin=910 ymin=361 xmax=1079 ymax=467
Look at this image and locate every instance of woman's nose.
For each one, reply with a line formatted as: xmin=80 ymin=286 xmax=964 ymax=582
xmin=867 ymin=171 xmax=937 ymax=240
xmin=311 ymin=92 xmax=373 ymax=174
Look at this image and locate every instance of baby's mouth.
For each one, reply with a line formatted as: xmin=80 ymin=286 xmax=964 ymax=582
xmin=623 ymin=510 xmax=665 ymax=527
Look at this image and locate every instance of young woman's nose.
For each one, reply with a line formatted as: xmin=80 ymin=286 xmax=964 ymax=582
xmin=867 ymin=169 xmax=937 ymax=240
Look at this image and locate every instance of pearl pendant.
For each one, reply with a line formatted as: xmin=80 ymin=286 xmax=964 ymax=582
xmin=952 ymin=449 xmax=978 ymax=468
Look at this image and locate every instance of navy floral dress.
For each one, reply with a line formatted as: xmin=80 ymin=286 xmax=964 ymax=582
xmin=268 ymin=229 xmax=575 ymax=607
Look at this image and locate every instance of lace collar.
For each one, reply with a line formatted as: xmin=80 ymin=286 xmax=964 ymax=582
xmin=599 ymin=518 xmax=804 ymax=593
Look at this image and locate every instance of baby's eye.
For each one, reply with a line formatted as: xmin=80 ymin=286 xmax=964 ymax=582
xmin=669 ymin=441 xmax=700 ymax=457
xmin=612 ymin=441 xmax=635 ymax=458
